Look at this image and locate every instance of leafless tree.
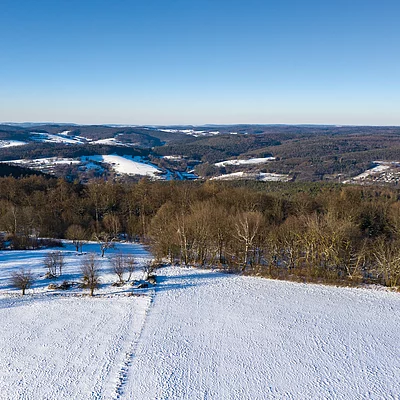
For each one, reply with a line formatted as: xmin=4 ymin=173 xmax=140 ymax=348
xmin=66 ymin=224 xmax=86 ymax=252
xmin=81 ymin=253 xmax=101 ymax=296
xmin=44 ymin=251 xmax=64 ymax=278
xmin=103 ymin=213 xmax=121 ymax=239
xmin=11 ymin=269 xmax=34 ymax=295
xmin=111 ymin=253 xmax=136 ymax=283
xmin=125 ymin=255 xmax=135 ymax=282
xmin=143 ymin=260 xmax=157 ymax=280
xmin=374 ymin=238 xmax=400 ymax=287
xmin=93 ymin=232 xmax=116 ymax=257
xmin=111 ymin=252 xmax=125 ymax=284
xmin=234 ymin=211 xmax=262 ymax=271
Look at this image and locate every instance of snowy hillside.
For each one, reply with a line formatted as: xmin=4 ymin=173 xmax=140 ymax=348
xmin=123 ymin=267 xmax=400 ymax=399
xmin=0 ymin=140 xmax=27 ymax=148
xmin=210 ymin=171 xmax=290 ymax=182
xmin=84 ymin=155 xmax=162 ymax=178
xmin=2 ymin=155 xmax=165 ymax=179
xmin=1 ymin=244 xmax=400 ymax=399
xmin=215 ymin=157 xmax=276 ymax=167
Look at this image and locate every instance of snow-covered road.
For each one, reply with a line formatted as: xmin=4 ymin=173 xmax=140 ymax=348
xmin=121 ymin=267 xmax=400 ymax=400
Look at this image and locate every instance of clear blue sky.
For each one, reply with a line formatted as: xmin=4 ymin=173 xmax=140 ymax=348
xmin=1 ymin=0 xmax=399 ymax=125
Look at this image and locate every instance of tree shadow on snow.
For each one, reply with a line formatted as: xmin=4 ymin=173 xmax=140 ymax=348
xmin=154 ymin=271 xmax=229 ymax=292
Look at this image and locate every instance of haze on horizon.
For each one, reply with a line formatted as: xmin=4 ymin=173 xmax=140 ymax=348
xmin=1 ymin=0 xmax=399 ymax=126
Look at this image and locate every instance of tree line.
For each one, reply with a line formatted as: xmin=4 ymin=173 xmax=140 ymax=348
xmin=1 ymin=175 xmax=400 ymax=288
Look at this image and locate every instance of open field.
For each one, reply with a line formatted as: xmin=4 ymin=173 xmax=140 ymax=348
xmin=123 ymin=266 xmax=400 ymax=399
xmin=1 ymin=244 xmax=400 ymax=399
xmin=0 ymin=242 xmax=152 ymax=399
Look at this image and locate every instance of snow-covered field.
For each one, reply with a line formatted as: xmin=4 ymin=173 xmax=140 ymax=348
xmin=3 ymin=157 xmax=80 ymax=166
xmin=30 ymin=132 xmax=86 ymax=145
xmin=84 ymin=155 xmax=162 ymax=178
xmin=2 ymin=154 xmax=163 ymax=179
xmin=1 ymin=244 xmax=400 ymax=399
xmin=343 ymin=161 xmax=400 ymax=185
xmin=0 ymin=242 xmax=152 ymax=400
xmin=123 ymin=267 xmax=400 ymax=399
xmin=211 ymin=171 xmax=290 ymax=182
xmin=0 ymin=140 xmax=27 ymax=148
xmin=215 ymin=157 xmax=276 ymax=167
xmin=89 ymin=138 xmax=130 ymax=147
xmin=159 ymin=129 xmax=209 ymax=137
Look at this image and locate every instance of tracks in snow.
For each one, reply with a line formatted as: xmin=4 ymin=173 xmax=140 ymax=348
xmin=117 ymin=266 xmax=400 ymax=400
xmin=111 ymin=289 xmax=155 ymax=400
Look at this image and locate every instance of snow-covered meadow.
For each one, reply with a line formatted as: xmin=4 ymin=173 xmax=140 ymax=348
xmin=0 ymin=242 xmax=153 ymax=399
xmin=0 ymin=140 xmax=27 ymax=148
xmin=215 ymin=157 xmax=276 ymax=167
xmin=84 ymin=155 xmax=162 ymax=178
xmin=2 ymin=154 xmax=165 ymax=179
xmin=1 ymin=243 xmax=400 ymax=399
xmin=210 ymin=171 xmax=290 ymax=182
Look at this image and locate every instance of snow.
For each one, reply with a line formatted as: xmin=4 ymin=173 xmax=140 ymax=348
xmin=0 ymin=296 xmax=148 ymax=399
xmin=158 ymin=129 xmax=179 ymax=133
xmin=352 ymin=164 xmax=390 ymax=180
xmin=215 ymin=157 xmax=276 ymax=167
xmin=2 ymin=155 xmax=165 ymax=179
xmin=159 ymin=129 xmax=213 ymax=137
xmin=30 ymin=132 xmax=85 ymax=145
xmin=122 ymin=267 xmax=400 ymax=399
xmin=0 ymin=242 xmax=152 ymax=400
xmin=90 ymin=138 xmax=129 ymax=147
xmin=0 ymin=140 xmax=27 ymax=148
xmin=1 ymin=246 xmax=399 ymax=398
xmin=211 ymin=171 xmax=290 ymax=181
xmin=343 ymin=161 xmax=400 ymax=184
xmin=162 ymin=155 xmax=183 ymax=161
xmin=2 ymin=157 xmax=80 ymax=166
xmin=84 ymin=155 xmax=162 ymax=178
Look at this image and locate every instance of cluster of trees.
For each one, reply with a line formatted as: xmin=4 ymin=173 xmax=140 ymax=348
xmin=1 ymin=175 xmax=400 ymax=288
xmin=149 ymin=185 xmax=400 ymax=287
xmin=12 ymin=251 xmax=137 ymax=296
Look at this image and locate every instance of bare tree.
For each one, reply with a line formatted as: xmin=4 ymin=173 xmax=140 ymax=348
xmin=125 ymin=255 xmax=135 ymax=282
xmin=93 ymin=232 xmax=115 ymax=257
xmin=11 ymin=269 xmax=34 ymax=295
xmin=55 ymin=251 xmax=64 ymax=276
xmin=234 ymin=211 xmax=262 ymax=271
xmin=81 ymin=253 xmax=101 ymax=296
xmin=103 ymin=213 xmax=121 ymax=239
xmin=66 ymin=224 xmax=86 ymax=252
xmin=111 ymin=252 xmax=125 ymax=284
xmin=374 ymin=238 xmax=400 ymax=287
xmin=44 ymin=251 xmax=64 ymax=278
xmin=111 ymin=253 xmax=136 ymax=283
xmin=143 ymin=260 xmax=157 ymax=280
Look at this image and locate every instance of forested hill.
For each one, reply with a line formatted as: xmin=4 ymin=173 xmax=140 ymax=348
xmin=0 ymin=123 xmax=399 ymax=184
xmin=0 ymin=163 xmax=50 ymax=178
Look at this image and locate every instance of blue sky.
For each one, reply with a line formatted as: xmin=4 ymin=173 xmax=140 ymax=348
xmin=1 ymin=0 xmax=399 ymax=125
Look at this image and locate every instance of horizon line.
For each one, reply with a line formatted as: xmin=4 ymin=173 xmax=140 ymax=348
xmin=2 ymin=121 xmax=400 ymax=128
